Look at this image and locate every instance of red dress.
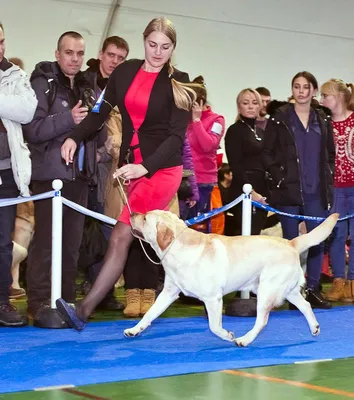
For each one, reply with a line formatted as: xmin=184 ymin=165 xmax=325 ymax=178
xmin=119 ymin=68 xmax=183 ymax=225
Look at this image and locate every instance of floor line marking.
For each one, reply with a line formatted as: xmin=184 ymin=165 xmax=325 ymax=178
xmin=223 ymin=369 xmax=354 ymax=398
xmin=35 ymin=384 xmax=75 ymax=391
xmin=295 ymin=359 xmax=332 ymax=364
xmin=62 ymin=388 xmax=111 ymax=400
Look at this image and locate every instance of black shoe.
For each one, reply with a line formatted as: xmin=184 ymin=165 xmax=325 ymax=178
xmin=96 ymin=297 xmax=124 ymax=311
xmin=306 ymin=288 xmax=332 ymax=309
xmin=288 ymin=302 xmax=299 ymax=311
xmin=76 ymin=280 xmax=91 ymax=296
xmin=0 ymin=302 xmax=28 ymax=327
xmin=27 ymin=301 xmax=50 ymax=319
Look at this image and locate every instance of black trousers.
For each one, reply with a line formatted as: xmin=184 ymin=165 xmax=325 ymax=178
xmin=0 ymin=169 xmax=19 ymax=302
xmin=124 ymin=239 xmax=159 ymax=290
xmin=225 ymin=204 xmax=268 ymax=236
xmin=226 ymin=172 xmax=268 ymax=236
xmin=27 ymin=179 xmax=88 ymax=311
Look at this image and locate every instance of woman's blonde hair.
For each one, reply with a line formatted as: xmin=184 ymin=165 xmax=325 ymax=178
xmin=143 ymin=17 xmax=200 ymax=111
xmin=235 ymin=88 xmax=262 ymax=120
xmin=321 ymin=79 xmax=354 ymax=111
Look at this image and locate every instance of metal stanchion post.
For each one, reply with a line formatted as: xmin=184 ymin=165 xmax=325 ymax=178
xmin=225 ymin=184 xmax=257 ymax=317
xmin=34 ymin=179 xmax=69 ymax=329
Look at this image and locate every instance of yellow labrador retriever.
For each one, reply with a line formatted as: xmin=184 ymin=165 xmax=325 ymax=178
xmin=125 ymin=210 xmax=338 ymax=346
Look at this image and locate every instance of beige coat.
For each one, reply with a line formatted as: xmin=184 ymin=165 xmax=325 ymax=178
xmin=103 ymin=107 xmax=126 ymax=220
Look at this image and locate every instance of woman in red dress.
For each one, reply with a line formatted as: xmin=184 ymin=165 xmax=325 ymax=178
xmin=56 ymin=17 xmax=198 ymax=330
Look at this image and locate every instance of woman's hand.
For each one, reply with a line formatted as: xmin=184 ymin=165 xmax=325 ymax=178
xmin=113 ymin=164 xmax=148 ymax=180
xmin=252 ymin=191 xmax=268 ymax=205
xmin=61 ymin=138 xmax=77 ymax=165
xmin=192 ymin=100 xmax=203 ymax=121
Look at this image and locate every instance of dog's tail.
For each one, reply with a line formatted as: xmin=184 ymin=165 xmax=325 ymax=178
xmin=290 ymin=213 xmax=339 ymax=254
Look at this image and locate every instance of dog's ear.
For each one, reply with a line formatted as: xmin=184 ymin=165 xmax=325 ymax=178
xmin=156 ymin=222 xmax=175 ymax=251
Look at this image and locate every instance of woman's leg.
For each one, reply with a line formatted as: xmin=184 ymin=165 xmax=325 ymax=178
xmin=251 ymin=208 xmax=268 ymax=235
xmin=329 ymin=188 xmax=347 ymax=279
xmin=345 ymin=188 xmax=354 ymax=280
xmin=77 ymin=221 xmax=134 ymax=320
xmin=276 ymin=205 xmax=301 ymax=240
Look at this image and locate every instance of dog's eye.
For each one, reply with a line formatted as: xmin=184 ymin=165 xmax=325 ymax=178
xmin=143 ymin=216 xmax=146 ymax=222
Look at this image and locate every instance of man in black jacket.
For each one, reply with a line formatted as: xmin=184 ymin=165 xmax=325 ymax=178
xmin=86 ymin=36 xmax=129 ymax=94
xmin=23 ymin=31 xmax=106 ymax=319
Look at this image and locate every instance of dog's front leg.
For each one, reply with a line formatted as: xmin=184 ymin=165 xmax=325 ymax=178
xmin=204 ymin=297 xmax=235 ymax=342
xmin=124 ymin=276 xmax=180 ymax=338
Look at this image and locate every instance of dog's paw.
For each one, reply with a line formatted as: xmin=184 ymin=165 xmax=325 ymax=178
xmin=311 ymin=324 xmax=320 ymax=336
xmin=228 ymin=331 xmax=235 ymax=341
xmin=234 ymin=334 xmax=251 ymax=347
xmin=124 ymin=326 xmax=143 ymax=338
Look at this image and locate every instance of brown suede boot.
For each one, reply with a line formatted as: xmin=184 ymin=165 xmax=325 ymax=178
xmin=140 ymin=289 xmax=156 ymax=315
xmin=123 ymin=289 xmax=141 ymax=317
xmin=341 ymin=280 xmax=354 ymax=303
xmin=324 ymin=278 xmax=345 ymax=302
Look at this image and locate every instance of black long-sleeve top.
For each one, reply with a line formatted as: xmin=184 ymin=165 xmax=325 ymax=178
xmin=225 ymin=117 xmax=265 ymax=198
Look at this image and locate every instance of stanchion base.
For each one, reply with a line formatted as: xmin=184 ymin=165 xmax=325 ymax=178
xmin=33 ymin=307 xmax=69 ymax=329
xmin=224 ymin=298 xmax=257 ymax=317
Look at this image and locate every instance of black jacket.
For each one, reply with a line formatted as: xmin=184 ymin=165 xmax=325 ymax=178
xmin=263 ymin=103 xmax=335 ymax=208
xmin=85 ymin=58 xmax=108 ymax=94
xmin=69 ymin=59 xmax=191 ymax=177
xmin=23 ymin=61 xmax=106 ymax=182
xmin=225 ymin=118 xmax=266 ymax=200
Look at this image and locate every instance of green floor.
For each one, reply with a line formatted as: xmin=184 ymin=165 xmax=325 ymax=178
xmin=2 ymin=360 xmax=354 ymax=400
xmin=2 ymin=288 xmax=354 ymax=400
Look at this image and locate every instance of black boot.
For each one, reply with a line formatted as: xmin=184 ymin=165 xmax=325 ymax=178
xmin=306 ymin=287 xmax=332 ymax=309
xmin=96 ymin=296 xmax=124 ymax=311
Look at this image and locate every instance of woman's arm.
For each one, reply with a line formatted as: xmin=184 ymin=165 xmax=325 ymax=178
xmin=183 ymin=137 xmax=199 ymax=201
xmin=69 ymin=67 xmax=120 ymax=146
xmin=263 ymin=118 xmax=283 ymax=186
xmin=225 ymin=124 xmax=247 ymax=185
xmin=188 ymin=115 xmax=225 ymax=153
xmin=326 ymin=119 xmax=335 ymax=174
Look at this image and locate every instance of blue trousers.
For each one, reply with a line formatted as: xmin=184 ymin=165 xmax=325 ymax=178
xmin=277 ymin=193 xmax=328 ymax=289
xmin=329 ymin=187 xmax=354 ymax=279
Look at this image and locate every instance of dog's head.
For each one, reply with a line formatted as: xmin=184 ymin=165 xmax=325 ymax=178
xmin=130 ymin=210 xmax=187 ymax=253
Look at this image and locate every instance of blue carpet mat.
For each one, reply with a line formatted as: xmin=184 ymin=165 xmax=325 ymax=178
xmin=1 ymin=306 xmax=354 ymax=394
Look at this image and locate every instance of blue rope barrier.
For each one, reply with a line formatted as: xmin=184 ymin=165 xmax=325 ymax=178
xmin=184 ymin=193 xmax=244 ymax=226
xmin=252 ymin=200 xmax=354 ymax=222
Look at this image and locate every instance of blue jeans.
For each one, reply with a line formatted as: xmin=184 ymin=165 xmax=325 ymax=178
xmin=277 ymin=193 xmax=328 ymax=289
xmin=329 ymin=187 xmax=354 ymax=279
xmin=0 ymin=169 xmax=19 ymax=302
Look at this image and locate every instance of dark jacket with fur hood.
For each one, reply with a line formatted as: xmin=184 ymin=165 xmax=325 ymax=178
xmin=263 ymin=103 xmax=335 ymax=209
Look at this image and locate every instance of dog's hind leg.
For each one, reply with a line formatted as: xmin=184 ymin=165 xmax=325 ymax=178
xmin=204 ymin=297 xmax=235 ymax=342
xmin=124 ymin=276 xmax=180 ymax=338
xmin=286 ymin=290 xmax=320 ymax=336
xmin=235 ymin=288 xmax=276 ymax=347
